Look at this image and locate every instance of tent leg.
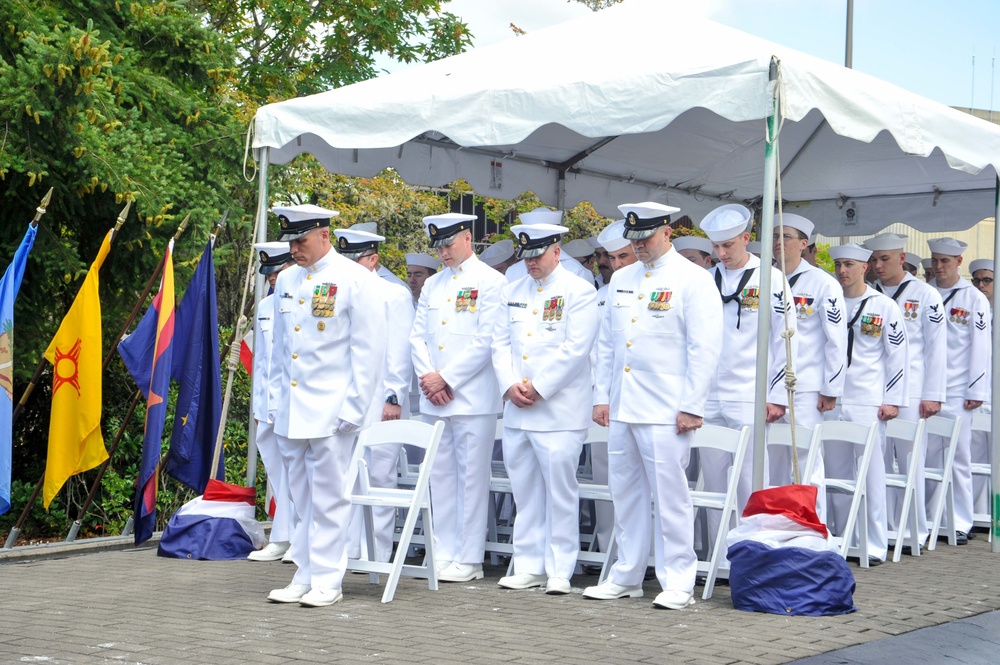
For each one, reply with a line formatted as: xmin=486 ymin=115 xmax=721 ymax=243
xmin=991 ymin=176 xmax=1000 ymax=552
xmin=752 ymin=58 xmax=780 ymax=493
xmin=246 ymin=148 xmax=270 ymax=487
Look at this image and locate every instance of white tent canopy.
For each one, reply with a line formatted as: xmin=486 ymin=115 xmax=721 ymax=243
xmin=251 ymin=0 xmax=1000 ymax=548
xmin=253 ymin=1 xmax=1000 ymax=236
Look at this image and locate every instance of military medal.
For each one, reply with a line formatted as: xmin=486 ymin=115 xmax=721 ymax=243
xmin=312 ymin=283 xmax=337 ymax=317
xmin=648 ymin=289 xmax=671 ymax=315
xmin=741 ymin=287 xmax=760 ymax=310
xmin=861 ymin=313 xmax=883 ymax=337
xmin=317 ymin=321 xmax=326 ymax=331
xmin=469 ymin=289 xmax=479 ymax=313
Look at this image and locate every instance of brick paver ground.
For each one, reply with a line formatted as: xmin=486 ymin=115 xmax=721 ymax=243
xmin=2 ymin=537 xmax=999 ymax=664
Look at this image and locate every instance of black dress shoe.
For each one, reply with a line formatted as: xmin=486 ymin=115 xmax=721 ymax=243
xmin=644 ymin=566 xmax=657 ymax=581
xmin=900 ymin=544 xmax=921 ymax=555
xmin=867 ymin=556 xmax=884 ymax=567
xmin=966 ymin=530 xmax=977 ymax=540
xmin=956 ymin=531 xmax=969 ymax=545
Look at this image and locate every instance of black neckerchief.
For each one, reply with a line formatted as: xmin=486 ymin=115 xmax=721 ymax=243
xmin=846 ymin=295 xmax=873 ymax=367
xmin=875 ymin=279 xmax=912 ymax=302
xmin=942 ymin=288 xmax=960 ymax=307
xmin=788 ymin=272 xmax=803 ymax=289
xmin=714 ymin=266 xmax=756 ymax=329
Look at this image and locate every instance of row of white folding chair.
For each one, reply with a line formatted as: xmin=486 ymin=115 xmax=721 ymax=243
xmin=883 ymin=418 xmax=926 ymax=562
xmin=926 ymin=415 xmax=963 ymax=550
xmin=818 ymin=420 xmax=879 ymax=566
xmin=765 ymin=423 xmax=822 ymax=490
xmin=345 ymin=419 xmax=445 ymax=603
xmin=970 ymin=411 xmax=993 ymax=541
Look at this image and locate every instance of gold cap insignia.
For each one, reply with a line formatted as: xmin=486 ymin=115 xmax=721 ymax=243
xmin=626 ymin=211 xmax=639 ymax=226
xmin=259 ymin=250 xmax=267 ymax=262
xmin=519 ymin=233 xmax=529 ymax=245
xmin=429 ymin=223 xmax=438 ymax=234
xmin=279 ymin=216 xmax=289 ymax=228
xmin=338 ymin=236 xmax=347 ymax=248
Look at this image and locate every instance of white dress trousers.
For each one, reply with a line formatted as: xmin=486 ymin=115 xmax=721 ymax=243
xmin=255 ymin=421 xmax=292 ymax=542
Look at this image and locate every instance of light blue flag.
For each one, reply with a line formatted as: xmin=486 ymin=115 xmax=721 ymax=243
xmin=0 ymin=224 xmax=38 ymax=515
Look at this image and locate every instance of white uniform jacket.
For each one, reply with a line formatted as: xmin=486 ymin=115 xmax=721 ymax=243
xmin=251 ymin=294 xmax=275 ymax=422
xmin=267 ymin=248 xmax=388 ymax=438
xmin=594 ymin=246 xmax=723 ymax=423
xmin=708 ymin=256 xmax=797 ymax=405
xmin=378 ymin=278 xmax=415 ymax=415
xmin=932 ymin=278 xmax=992 ymax=402
xmin=876 ymin=274 xmax=947 ymax=403
xmin=410 ymin=254 xmax=506 ymax=417
xmin=787 ymin=261 xmax=847 ymax=398
xmin=492 ymin=263 xmax=599 ymax=432
xmin=506 ymin=255 xmax=595 ymax=285
xmin=842 ymin=286 xmax=908 ymax=407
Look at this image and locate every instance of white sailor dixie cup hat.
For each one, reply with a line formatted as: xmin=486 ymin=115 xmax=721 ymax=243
xmin=862 ymin=233 xmax=908 ymax=251
xmin=597 ymin=220 xmax=630 ymax=252
xmin=671 ymin=235 xmax=713 ymax=255
xmin=562 ymin=238 xmax=595 ymax=259
xmin=778 ymin=213 xmax=815 ymax=241
xmin=253 ymin=241 xmax=292 ymax=275
xmin=406 ymin=253 xmax=441 ymax=270
xmin=618 ymin=202 xmax=681 ymax=240
xmin=969 ymin=258 xmax=994 ymax=274
xmin=511 ymin=223 xmax=569 ymax=259
xmin=905 ymin=253 xmax=922 ymax=269
xmin=517 ymin=207 xmax=563 ymax=226
xmin=927 ymin=237 xmax=968 ymax=256
xmin=333 ymin=228 xmax=384 ymax=258
xmin=479 ymin=239 xmax=516 ymax=267
xmin=272 ymin=204 xmax=339 ymax=241
xmin=921 ymin=258 xmax=933 ymax=269
xmin=699 ymin=204 xmax=752 ymax=242
xmin=828 ymin=243 xmax=872 ymax=262
xmin=422 ymin=213 xmax=476 ymax=248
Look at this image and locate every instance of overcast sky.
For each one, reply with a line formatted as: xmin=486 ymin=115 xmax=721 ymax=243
xmin=426 ymin=0 xmax=1000 ymax=111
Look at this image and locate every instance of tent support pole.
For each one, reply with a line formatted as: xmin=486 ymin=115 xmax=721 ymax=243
xmin=752 ymin=59 xmax=780 ymax=493
xmin=991 ymin=176 xmax=1000 ymax=552
xmin=557 ymin=169 xmax=567 ymax=212
xmin=246 ymin=147 xmax=270 ymax=487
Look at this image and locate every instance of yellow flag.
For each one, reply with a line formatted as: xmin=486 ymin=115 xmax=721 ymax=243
xmin=42 ymin=230 xmax=113 ymax=509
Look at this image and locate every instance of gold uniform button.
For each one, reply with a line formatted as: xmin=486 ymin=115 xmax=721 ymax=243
xmin=631 ymin=317 xmax=637 ymax=323
xmin=291 ymin=380 xmax=298 ymax=387
xmin=292 ymin=353 xmax=298 ymax=359
xmin=527 ymin=332 xmax=533 ymax=336
xmin=533 ymin=309 xmax=538 ymax=315
xmin=442 ymin=320 xmax=447 ymax=325
xmin=522 ymin=354 xmax=529 ymax=360
xmin=626 ymin=341 xmax=632 ymax=348
xmin=447 ymin=298 xmax=452 ymax=302
xmin=294 ymin=325 xmax=301 ymax=332
xmin=438 ymin=344 xmax=444 ymax=350
xmin=624 ymin=366 xmax=631 ymax=372
xmin=638 ymin=294 xmax=644 ymax=300
xmin=299 ymin=299 xmax=305 ymax=304
xmin=645 ymin=272 xmax=651 ymax=278
xmin=522 ymin=377 xmax=529 ymax=384
xmin=306 ymin=275 xmax=312 ymax=280
xmin=537 ymin=287 xmax=543 ymax=292
xmin=453 ymin=275 xmax=458 ymax=280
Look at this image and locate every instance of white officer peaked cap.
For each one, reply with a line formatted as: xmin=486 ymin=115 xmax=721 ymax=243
xmin=921 ymin=258 xmax=933 ymax=269
xmin=829 ymin=243 xmax=872 ymax=262
xmin=969 ymin=258 xmax=994 ymax=274
xmin=778 ymin=213 xmax=814 ymax=240
xmin=618 ymin=202 xmax=681 ymax=240
xmin=699 ymin=204 xmax=752 ymax=242
xmin=562 ymin=239 xmax=595 ymax=259
xmin=511 ymin=223 xmax=569 ymax=259
xmin=272 ymin=204 xmax=340 ymax=241
xmin=747 ymin=241 xmax=762 ymax=255
xmin=253 ymin=241 xmax=292 ymax=275
xmin=479 ymin=239 xmax=516 ymax=267
xmin=422 ymin=212 xmax=476 ymax=247
xmin=334 ymin=228 xmax=384 ymax=257
xmin=863 ymin=232 xmax=908 ymax=251
xmin=349 ymin=221 xmax=378 ymax=234
xmin=517 ymin=207 xmax=563 ymax=226
xmin=927 ymin=237 xmax=968 ymax=256
xmin=905 ymin=253 xmax=922 ymax=269
xmin=597 ymin=220 xmax=630 ymax=252
xmin=405 ymin=252 xmax=441 ymax=270
xmin=671 ymin=236 xmax=713 ymax=255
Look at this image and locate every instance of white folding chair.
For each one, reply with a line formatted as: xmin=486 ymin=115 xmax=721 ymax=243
xmin=345 ymin=419 xmax=445 ymax=603
xmin=690 ymin=424 xmax=750 ymax=600
xmin=926 ymin=415 xmax=963 ymax=550
xmin=970 ymin=411 xmax=992 ymax=541
xmin=819 ymin=420 xmax=878 ymax=567
xmin=485 ymin=418 xmax=515 ymax=567
xmin=883 ymin=418 xmax=926 ymax=562
xmin=576 ymin=425 xmax=615 ymax=580
xmin=765 ymin=423 xmax=821 ymax=490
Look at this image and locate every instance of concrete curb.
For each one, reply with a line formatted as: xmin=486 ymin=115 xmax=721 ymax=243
xmin=0 ymin=532 xmax=162 ymax=562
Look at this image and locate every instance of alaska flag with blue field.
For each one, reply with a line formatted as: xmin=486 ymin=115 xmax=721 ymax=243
xmin=166 ymin=240 xmax=222 ymax=493
xmin=120 ymin=240 xmax=175 ymax=544
xmin=0 ymin=223 xmax=38 ymax=515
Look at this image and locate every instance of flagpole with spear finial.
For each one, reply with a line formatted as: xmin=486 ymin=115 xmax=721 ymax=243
xmin=64 ymin=212 xmax=208 ymax=542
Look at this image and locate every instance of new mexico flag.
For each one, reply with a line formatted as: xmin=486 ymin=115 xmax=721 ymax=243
xmin=42 ymin=230 xmax=112 ymax=508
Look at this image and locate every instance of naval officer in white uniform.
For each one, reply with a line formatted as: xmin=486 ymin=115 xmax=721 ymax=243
xmin=410 ymin=213 xmax=507 ymax=582
xmin=265 ymin=204 xmax=387 ymax=607
xmin=586 ymin=202 xmax=723 ymax=610
xmin=504 ymin=208 xmax=596 ymax=285
xmin=492 ymin=223 xmax=599 ymax=595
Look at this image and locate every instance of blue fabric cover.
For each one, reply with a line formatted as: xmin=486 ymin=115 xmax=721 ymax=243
xmin=727 ymin=540 xmax=856 ymax=616
xmin=157 ymin=513 xmax=254 ymax=560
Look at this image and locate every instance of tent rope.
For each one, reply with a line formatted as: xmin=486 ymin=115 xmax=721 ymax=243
xmin=242 ymin=121 xmax=258 ymax=183
xmin=766 ymin=65 xmax=801 ymax=485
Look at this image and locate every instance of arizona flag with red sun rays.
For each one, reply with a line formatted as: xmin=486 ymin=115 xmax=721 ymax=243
xmin=129 ymin=239 xmax=175 ymax=544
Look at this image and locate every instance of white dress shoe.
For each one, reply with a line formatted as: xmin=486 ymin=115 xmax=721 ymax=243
xmin=652 ymin=589 xmax=695 ymax=610
xmin=281 ymin=549 xmax=294 ymax=564
xmin=582 ymin=580 xmax=644 ymax=600
xmin=267 ymin=583 xmax=311 ymax=603
xmin=247 ymin=541 xmax=290 ymax=562
xmin=434 ymin=559 xmax=454 ymax=574
xmin=497 ymin=573 xmax=547 ymax=590
xmin=545 ymin=577 xmax=572 ymax=595
xmin=299 ymin=587 xmax=343 ymax=608
xmin=438 ymin=562 xmax=484 ymax=582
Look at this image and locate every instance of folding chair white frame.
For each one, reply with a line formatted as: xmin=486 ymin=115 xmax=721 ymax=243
xmin=576 ymin=425 xmax=614 ymax=580
xmin=485 ymin=419 xmax=515 ymax=568
xmin=970 ymin=411 xmax=993 ymax=542
xmin=926 ymin=415 xmax=962 ymax=550
xmin=765 ymin=423 xmax=821 ymax=490
xmin=883 ymin=418 xmax=927 ymax=562
xmin=344 ymin=419 xmax=445 ymax=603
xmin=819 ymin=420 xmax=878 ymax=567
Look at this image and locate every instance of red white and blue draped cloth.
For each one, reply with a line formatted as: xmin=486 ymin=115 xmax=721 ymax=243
xmin=157 ymin=480 xmax=265 ymax=560
xmin=726 ymin=485 xmax=856 ymax=616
